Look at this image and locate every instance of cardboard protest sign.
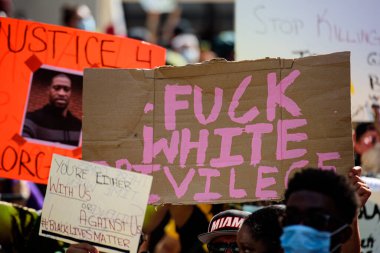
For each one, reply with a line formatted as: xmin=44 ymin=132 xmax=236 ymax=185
xmin=40 ymin=154 xmax=152 ymax=253
xmin=0 ymin=17 xmax=165 ymax=184
xmin=235 ymin=0 xmax=380 ymax=122
xmin=83 ymin=52 xmax=353 ymax=204
xmin=359 ymin=177 xmax=380 ymax=253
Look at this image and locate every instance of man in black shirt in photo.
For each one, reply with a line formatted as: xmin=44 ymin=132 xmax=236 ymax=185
xmin=23 ymin=73 xmax=81 ymax=146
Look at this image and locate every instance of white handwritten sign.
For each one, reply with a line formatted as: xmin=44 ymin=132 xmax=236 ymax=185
xmin=359 ymin=177 xmax=380 ymax=253
xmin=39 ymin=154 xmax=153 ymax=253
xmin=359 ymin=194 xmax=380 ymax=253
xmin=236 ymin=0 xmax=380 ymax=122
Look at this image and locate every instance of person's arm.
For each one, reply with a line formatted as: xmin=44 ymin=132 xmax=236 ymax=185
xmin=342 ymin=166 xmax=371 ymax=253
xmin=66 ymin=242 xmax=99 ymax=253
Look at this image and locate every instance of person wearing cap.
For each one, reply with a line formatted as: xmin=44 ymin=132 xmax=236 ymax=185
xmin=198 ymin=209 xmax=250 ymax=253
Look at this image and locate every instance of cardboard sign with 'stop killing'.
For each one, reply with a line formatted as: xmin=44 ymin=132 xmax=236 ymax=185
xmin=0 ymin=17 xmax=165 ymax=184
xmin=83 ymin=52 xmax=353 ymax=204
xmin=40 ymin=154 xmax=153 ymax=253
xmin=235 ymin=0 xmax=380 ymax=122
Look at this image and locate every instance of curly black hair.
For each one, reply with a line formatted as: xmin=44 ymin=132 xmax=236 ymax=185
xmin=242 ymin=205 xmax=285 ymax=252
xmin=284 ymin=168 xmax=359 ymax=224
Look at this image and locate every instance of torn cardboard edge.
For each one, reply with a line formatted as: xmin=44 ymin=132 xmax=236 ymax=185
xmin=140 ymin=51 xmax=349 ymax=79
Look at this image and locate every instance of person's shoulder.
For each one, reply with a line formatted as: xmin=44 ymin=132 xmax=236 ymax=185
xmin=67 ymin=111 xmax=82 ymax=127
xmin=26 ymin=106 xmax=47 ymax=120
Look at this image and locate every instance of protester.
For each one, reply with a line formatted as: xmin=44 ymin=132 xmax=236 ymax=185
xmin=359 ymin=105 xmax=380 ymax=177
xmin=61 ymin=4 xmax=96 ymax=31
xmin=198 ymin=209 xmax=250 ymax=253
xmin=128 ymin=26 xmax=153 ymax=42
xmin=281 ymin=168 xmax=360 ymax=253
xmin=0 ymin=0 xmax=11 ymax=17
xmin=237 ymin=205 xmax=285 ymax=253
xmin=341 ymin=166 xmax=372 ymax=253
xmin=171 ymin=33 xmax=201 ymax=64
xmin=0 ymin=178 xmax=44 ymax=210
xmin=355 ymin=122 xmax=380 ymax=176
xmin=0 ymin=179 xmax=30 ymax=206
xmin=66 ymin=208 xmax=248 ymax=253
xmin=22 ymin=73 xmax=82 ymax=146
xmin=64 ymin=166 xmax=371 ymax=253
xmin=139 ymin=0 xmax=181 ymax=45
xmin=235 ymin=167 xmax=370 ymax=253
xmin=353 ymin=123 xmax=380 ymax=166
xmin=0 ymin=201 xmax=66 ymax=253
xmin=212 ymin=31 xmax=235 ymax=61
xmin=361 ymin=142 xmax=380 ymax=176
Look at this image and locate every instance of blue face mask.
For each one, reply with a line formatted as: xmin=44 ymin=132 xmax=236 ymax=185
xmin=280 ymin=224 xmax=348 ymax=253
xmin=77 ymin=17 xmax=96 ymax=31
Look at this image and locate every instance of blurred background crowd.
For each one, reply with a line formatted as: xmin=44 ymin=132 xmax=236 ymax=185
xmin=0 ymin=0 xmax=235 ymax=65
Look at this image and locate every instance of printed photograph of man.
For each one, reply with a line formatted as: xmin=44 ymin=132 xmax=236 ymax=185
xmin=22 ymin=68 xmax=82 ymax=147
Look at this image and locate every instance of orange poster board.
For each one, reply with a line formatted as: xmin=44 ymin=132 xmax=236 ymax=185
xmin=0 ymin=17 xmax=165 ymax=184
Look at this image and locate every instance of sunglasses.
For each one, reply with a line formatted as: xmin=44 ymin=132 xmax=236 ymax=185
xmin=207 ymin=242 xmax=239 ymax=253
